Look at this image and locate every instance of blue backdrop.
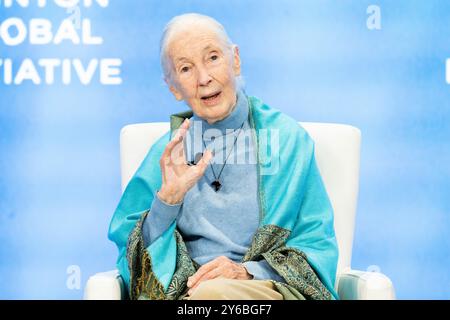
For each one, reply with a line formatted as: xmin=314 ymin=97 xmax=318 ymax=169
xmin=0 ymin=0 xmax=449 ymax=299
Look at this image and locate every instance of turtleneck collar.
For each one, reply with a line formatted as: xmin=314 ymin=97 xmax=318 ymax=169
xmin=191 ymin=89 xmax=249 ymax=139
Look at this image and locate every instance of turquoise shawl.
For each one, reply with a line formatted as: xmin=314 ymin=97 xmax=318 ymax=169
xmin=108 ymin=96 xmax=339 ymax=300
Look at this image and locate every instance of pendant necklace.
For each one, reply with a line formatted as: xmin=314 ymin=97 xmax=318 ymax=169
xmin=202 ymin=122 xmax=245 ymax=192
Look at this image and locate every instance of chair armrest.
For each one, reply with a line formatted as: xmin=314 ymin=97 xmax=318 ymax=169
xmin=336 ymin=269 xmax=396 ymax=300
xmin=84 ymin=270 xmax=125 ymax=300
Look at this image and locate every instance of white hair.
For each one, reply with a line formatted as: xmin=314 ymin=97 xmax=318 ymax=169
xmin=159 ymin=13 xmax=244 ymax=89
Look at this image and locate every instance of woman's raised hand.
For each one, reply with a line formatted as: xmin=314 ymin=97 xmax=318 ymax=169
xmin=157 ymin=118 xmax=213 ymax=204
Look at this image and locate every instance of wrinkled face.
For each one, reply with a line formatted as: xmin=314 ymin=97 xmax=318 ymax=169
xmin=166 ymin=27 xmax=241 ymax=124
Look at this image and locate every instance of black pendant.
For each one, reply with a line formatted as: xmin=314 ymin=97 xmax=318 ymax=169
xmin=211 ymin=180 xmax=222 ymax=192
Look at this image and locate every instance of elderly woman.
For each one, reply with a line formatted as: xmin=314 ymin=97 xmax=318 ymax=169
xmin=108 ymin=13 xmax=339 ymax=300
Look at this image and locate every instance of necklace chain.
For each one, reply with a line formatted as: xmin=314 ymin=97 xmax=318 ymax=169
xmin=202 ymin=122 xmax=245 ymax=191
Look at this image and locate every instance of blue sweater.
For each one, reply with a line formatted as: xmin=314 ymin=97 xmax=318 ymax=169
xmin=142 ymin=90 xmax=284 ymax=282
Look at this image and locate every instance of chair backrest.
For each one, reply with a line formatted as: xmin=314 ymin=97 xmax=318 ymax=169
xmin=119 ymin=122 xmax=361 ymax=275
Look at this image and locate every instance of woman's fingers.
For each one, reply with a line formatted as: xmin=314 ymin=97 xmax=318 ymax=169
xmin=174 ymin=118 xmax=190 ymax=142
xmin=180 ymin=118 xmax=190 ymax=130
xmin=187 ymin=267 xmax=222 ymax=296
xmin=184 ymin=149 xmax=213 ymax=181
xmin=165 ymin=130 xmax=184 ymax=155
xmin=161 ymin=121 xmax=213 ymax=187
xmin=197 ymin=149 xmax=213 ymax=171
xmin=161 ymin=119 xmax=190 ymax=163
xmin=161 ymin=135 xmax=182 ymax=165
xmin=187 ymin=256 xmax=220 ymax=289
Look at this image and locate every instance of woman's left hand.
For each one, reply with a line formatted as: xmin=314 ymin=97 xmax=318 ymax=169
xmin=186 ymin=256 xmax=253 ymax=296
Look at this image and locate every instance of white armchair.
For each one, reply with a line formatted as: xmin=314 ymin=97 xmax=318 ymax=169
xmin=84 ymin=122 xmax=395 ymax=300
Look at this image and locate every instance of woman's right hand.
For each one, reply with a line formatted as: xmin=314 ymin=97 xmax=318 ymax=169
xmin=157 ymin=118 xmax=213 ymax=204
